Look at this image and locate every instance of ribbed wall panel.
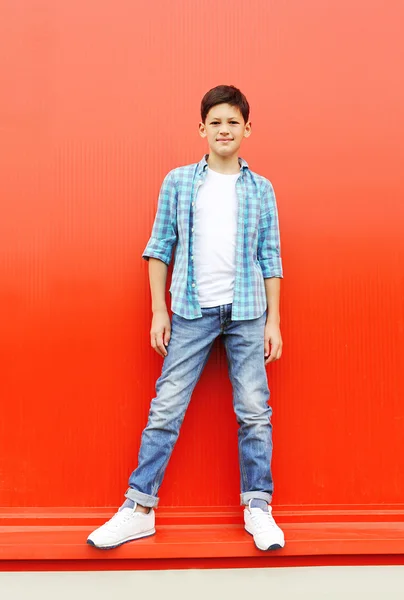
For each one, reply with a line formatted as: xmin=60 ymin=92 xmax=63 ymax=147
xmin=0 ymin=1 xmax=403 ymax=510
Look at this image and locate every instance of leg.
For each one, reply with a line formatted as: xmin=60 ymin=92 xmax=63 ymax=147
xmin=223 ymin=311 xmax=284 ymax=551
xmin=222 ymin=310 xmax=274 ymax=505
xmin=87 ymin=309 xmax=220 ymax=549
xmin=126 ymin=308 xmax=220 ymax=507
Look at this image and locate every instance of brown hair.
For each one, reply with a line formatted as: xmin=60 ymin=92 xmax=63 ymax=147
xmin=200 ymin=85 xmax=250 ymax=123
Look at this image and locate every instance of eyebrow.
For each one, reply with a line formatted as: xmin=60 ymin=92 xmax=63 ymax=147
xmin=210 ymin=116 xmax=240 ymax=120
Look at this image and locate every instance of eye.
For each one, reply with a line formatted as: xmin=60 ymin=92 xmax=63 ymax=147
xmin=211 ymin=121 xmax=220 ymax=125
xmin=230 ymin=121 xmax=239 ymax=124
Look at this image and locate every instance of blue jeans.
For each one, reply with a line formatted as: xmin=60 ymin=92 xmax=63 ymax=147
xmin=125 ymin=304 xmax=273 ymax=508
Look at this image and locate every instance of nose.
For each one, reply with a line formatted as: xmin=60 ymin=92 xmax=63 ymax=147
xmin=219 ymin=125 xmax=230 ymax=136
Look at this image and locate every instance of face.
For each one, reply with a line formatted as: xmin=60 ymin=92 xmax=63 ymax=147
xmin=199 ymin=103 xmax=251 ymax=158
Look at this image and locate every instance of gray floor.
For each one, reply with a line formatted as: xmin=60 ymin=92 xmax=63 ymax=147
xmin=1 ymin=566 xmax=404 ymax=599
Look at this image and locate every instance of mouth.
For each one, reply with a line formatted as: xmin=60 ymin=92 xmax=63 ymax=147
xmin=217 ymin=139 xmax=233 ymax=143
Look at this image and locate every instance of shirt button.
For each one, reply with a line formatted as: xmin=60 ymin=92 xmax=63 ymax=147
xmin=192 ymin=283 xmax=196 ymax=288
xmin=191 ymin=227 xmax=194 ymax=232
xmin=191 ymin=255 xmax=194 ymax=261
xmin=192 ymin=202 xmax=195 ymax=207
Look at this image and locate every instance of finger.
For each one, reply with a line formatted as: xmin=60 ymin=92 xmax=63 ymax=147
xmin=266 ymin=344 xmax=282 ymax=364
xmin=264 ymin=337 xmax=270 ymax=359
xmin=163 ymin=327 xmax=171 ymax=346
xmin=156 ymin=332 xmax=168 ymax=357
xmin=151 ymin=333 xmax=164 ymax=357
xmin=267 ymin=343 xmax=280 ymax=364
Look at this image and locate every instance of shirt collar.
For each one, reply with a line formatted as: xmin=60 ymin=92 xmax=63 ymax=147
xmin=196 ymin=154 xmax=249 ymax=176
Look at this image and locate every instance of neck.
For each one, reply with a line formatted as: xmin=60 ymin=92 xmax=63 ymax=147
xmin=207 ymin=153 xmax=240 ymax=174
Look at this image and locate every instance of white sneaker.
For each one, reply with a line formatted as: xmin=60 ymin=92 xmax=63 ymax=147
xmin=244 ymin=501 xmax=285 ymax=551
xmin=87 ymin=504 xmax=155 ymax=549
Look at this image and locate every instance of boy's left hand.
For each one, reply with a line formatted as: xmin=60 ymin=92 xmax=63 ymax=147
xmin=264 ymin=322 xmax=283 ymax=364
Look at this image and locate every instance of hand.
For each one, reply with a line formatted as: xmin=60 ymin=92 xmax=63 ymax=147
xmin=264 ymin=321 xmax=283 ymax=365
xmin=150 ymin=309 xmax=171 ymax=357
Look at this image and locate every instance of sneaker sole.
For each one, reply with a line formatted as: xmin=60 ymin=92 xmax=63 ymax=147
xmin=244 ymin=526 xmax=285 ymax=551
xmin=87 ymin=528 xmax=156 ymax=550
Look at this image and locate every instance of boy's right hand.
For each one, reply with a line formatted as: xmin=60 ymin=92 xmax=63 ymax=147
xmin=150 ymin=308 xmax=171 ymax=357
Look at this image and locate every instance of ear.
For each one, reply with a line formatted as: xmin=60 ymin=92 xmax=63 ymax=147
xmin=244 ymin=121 xmax=252 ymax=138
xmin=199 ymin=121 xmax=207 ymax=138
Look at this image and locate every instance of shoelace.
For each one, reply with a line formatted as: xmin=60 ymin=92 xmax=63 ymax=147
xmin=250 ymin=510 xmax=277 ymax=533
xmin=106 ymin=509 xmax=135 ymax=529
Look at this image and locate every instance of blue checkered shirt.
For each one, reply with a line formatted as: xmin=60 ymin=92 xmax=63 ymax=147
xmin=143 ymin=155 xmax=283 ymax=320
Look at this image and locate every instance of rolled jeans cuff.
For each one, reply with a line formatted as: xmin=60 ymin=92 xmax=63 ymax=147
xmin=125 ymin=487 xmax=159 ymax=508
xmin=240 ymin=491 xmax=272 ymax=505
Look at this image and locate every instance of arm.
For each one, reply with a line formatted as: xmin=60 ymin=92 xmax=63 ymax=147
xmin=257 ymin=181 xmax=283 ymax=364
xmin=264 ymin=277 xmax=282 ymax=364
xmin=149 ymin=258 xmax=171 ymax=358
xmin=142 ymin=171 xmax=178 ymax=358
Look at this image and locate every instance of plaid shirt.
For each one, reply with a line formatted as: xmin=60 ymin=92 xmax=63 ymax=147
xmin=143 ymin=155 xmax=283 ymax=320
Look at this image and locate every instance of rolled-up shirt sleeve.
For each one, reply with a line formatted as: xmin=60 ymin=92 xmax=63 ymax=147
xmin=257 ymin=181 xmax=283 ymax=278
xmin=142 ymin=171 xmax=178 ymax=265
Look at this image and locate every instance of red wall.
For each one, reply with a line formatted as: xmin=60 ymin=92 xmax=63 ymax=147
xmin=1 ymin=0 xmax=403 ymax=512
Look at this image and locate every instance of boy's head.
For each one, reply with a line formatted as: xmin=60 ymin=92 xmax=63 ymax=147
xmin=199 ymin=85 xmax=251 ymax=159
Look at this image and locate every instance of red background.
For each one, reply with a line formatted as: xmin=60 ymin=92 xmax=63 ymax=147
xmin=0 ymin=0 xmax=403 ymax=514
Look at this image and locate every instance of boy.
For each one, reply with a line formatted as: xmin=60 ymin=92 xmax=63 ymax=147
xmin=87 ymin=85 xmax=285 ymax=552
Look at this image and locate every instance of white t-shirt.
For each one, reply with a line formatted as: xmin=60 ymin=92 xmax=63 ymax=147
xmin=193 ymin=168 xmax=240 ymax=308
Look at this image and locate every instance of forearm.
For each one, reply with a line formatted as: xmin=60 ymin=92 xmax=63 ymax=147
xmin=148 ymin=258 xmax=168 ymax=313
xmin=264 ymin=277 xmax=281 ymax=324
